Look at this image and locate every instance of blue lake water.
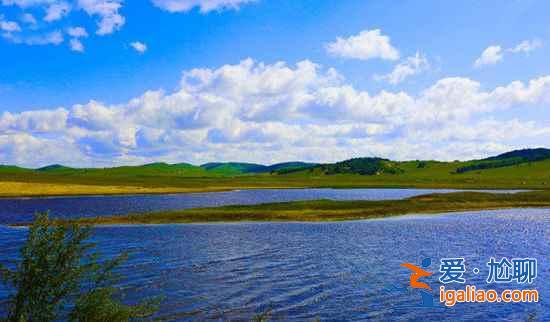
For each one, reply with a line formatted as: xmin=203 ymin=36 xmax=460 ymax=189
xmin=0 ymin=208 xmax=548 ymax=321
xmin=0 ymin=188 xmax=525 ymax=224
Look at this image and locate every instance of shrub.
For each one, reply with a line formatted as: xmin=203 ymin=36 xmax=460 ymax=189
xmin=0 ymin=212 xmax=160 ymax=322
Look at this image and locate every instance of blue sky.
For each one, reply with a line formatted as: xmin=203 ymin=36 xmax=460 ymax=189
xmin=1 ymin=0 xmax=550 ymax=167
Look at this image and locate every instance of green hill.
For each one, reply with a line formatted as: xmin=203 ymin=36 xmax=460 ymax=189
xmin=200 ymin=162 xmax=266 ymax=175
xmin=456 ymin=148 xmax=550 ymax=173
xmin=263 ymin=162 xmax=318 ymax=173
xmin=84 ymin=162 xmax=217 ymax=177
xmin=0 ymin=165 xmax=32 ymax=173
xmin=36 ymin=164 xmax=75 ymax=172
xmin=2 ymin=148 xmax=550 ymax=193
xmin=281 ymin=158 xmax=403 ymax=175
xmin=200 ymin=162 xmax=318 ymax=175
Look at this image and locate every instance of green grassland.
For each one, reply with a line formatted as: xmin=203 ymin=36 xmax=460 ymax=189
xmin=1 ymin=148 xmax=550 ymax=197
xmin=60 ymin=190 xmax=550 ymax=225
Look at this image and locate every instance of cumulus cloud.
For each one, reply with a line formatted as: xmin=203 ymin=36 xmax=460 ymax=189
xmin=474 ymin=45 xmax=503 ymax=68
xmin=326 ymin=29 xmax=400 ymax=61
xmin=375 ymin=52 xmax=429 ymax=84
xmin=0 ymin=108 xmax=69 ymax=133
xmin=151 ymin=0 xmax=256 ymax=13
xmin=77 ymin=0 xmax=124 ymax=35
xmin=130 ymin=41 xmax=147 ymax=53
xmin=2 ymin=59 xmax=550 ymax=167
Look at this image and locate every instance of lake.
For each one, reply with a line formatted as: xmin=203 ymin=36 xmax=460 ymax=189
xmin=0 ymin=188 xmax=525 ymax=224
xmin=0 ymin=207 xmax=548 ymax=321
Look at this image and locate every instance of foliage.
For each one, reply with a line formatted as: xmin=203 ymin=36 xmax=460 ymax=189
xmin=201 ymin=162 xmax=318 ymax=175
xmin=316 ymin=157 xmax=404 ymax=175
xmin=0 ymin=212 xmax=160 ymax=322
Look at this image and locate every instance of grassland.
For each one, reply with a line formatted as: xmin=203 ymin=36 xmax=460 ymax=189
xmin=2 ymin=158 xmax=550 ymax=197
xmin=2 ymin=149 xmax=550 ymax=197
xmin=0 ymin=181 xmax=235 ymax=197
xmin=61 ymin=190 xmax=550 ymax=225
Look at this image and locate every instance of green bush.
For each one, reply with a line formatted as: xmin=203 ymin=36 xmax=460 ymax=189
xmin=0 ymin=212 xmax=160 ymax=322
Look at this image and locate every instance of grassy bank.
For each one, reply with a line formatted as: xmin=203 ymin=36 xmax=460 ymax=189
xmin=64 ymin=190 xmax=550 ymax=225
xmin=2 ymin=151 xmax=550 ymax=197
xmin=0 ymin=181 xmax=240 ymax=198
xmin=2 ymin=162 xmax=550 ymax=197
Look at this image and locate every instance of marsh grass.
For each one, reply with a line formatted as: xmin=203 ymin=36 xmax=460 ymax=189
xmin=54 ymin=190 xmax=550 ymax=226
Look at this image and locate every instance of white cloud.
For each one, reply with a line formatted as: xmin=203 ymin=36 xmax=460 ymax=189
xmin=0 ymin=108 xmax=69 ymax=133
xmin=326 ymin=29 xmax=399 ymax=61
xmin=20 ymin=13 xmax=37 ymax=25
xmin=375 ymin=52 xmax=429 ymax=84
xmin=2 ymin=0 xmax=249 ymax=51
xmin=151 ymin=0 xmax=256 ymax=13
xmin=77 ymin=0 xmax=124 ymax=35
xmin=67 ymin=26 xmax=87 ymax=51
xmin=67 ymin=26 xmax=87 ymax=37
xmin=509 ymin=39 xmax=542 ymax=54
xmin=3 ymin=29 xmax=63 ymax=45
xmin=475 ymin=40 xmax=542 ymax=68
xmin=3 ymin=0 xmax=123 ymax=35
xmin=474 ymin=45 xmax=503 ymax=68
xmin=0 ymin=15 xmax=22 ymax=32
xmin=69 ymin=37 xmax=83 ymax=51
xmin=2 ymin=59 xmax=550 ymax=167
xmin=2 ymin=0 xmax=57 ymax=7
xmin=130 ymin=41 xmax=147 ymax=53
xmin=44 ymin=1 xmax=71 ymax=22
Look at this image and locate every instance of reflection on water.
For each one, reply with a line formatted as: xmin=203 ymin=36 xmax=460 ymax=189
xmin=0 ymin=188 xmax=526 ymax=224
xmin=1 ymin=208 xmax=548 ymax=321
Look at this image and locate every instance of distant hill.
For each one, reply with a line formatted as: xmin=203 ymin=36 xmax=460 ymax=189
xmin=485 ymin=148 xmax=550 ymax=161
xmin=0 ymin=165 xmax=31 ymax=173
xmin=263 ymin=162 xmax=318 ymax=173
xmin=456 ymin=148 xmax=550 ymax=173
xmin=201 ymin=162 xmax=318 ymax=175
xmin=200 ymin=162 xmax=266 ymax=175
xmin=1 ymin=148 xmax=549 ymax=179
xmin=36 ymin=164 xmax=75 ymax=172
xmin=284 ymin=157 xmax=404 ymax=176
xmin=93 ymin=162 xmax=213 ymax=177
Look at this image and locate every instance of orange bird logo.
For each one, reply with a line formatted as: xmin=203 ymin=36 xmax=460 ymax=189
xmin=401 ymin=263 xmax=433 ymax=290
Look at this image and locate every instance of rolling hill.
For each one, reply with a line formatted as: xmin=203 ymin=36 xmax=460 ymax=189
xmin=456 ymin=148 xmax=550 ymax=173
xmin=1 ymin=148 xmax=550 ymax=194
xmin=200 ymin=162 xmax=318 ymax=175
xmin=2 ymin=148 xmax=550 ymax=178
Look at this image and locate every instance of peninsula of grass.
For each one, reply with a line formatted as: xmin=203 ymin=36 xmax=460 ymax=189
xmin=66 ymin=190 xmax=550 ymax=225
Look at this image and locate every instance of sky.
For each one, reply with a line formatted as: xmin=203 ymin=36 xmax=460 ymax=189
xmin=1 ymin=0 xmax=550 ymax=167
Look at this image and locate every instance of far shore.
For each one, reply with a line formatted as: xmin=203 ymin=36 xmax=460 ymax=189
xmin=21 ymin=190 xmax=549 ymax=226
xmin=0 ymin=180 xmax=538 ymax=199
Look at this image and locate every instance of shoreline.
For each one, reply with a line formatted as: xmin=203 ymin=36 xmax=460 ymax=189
xmin=21 ymin=190 xmax=549 ymax=226
xmin=7 ymin=206 xmax=543 ymax=228
xmin=0 ymin=180 xmax=535 ymax=199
